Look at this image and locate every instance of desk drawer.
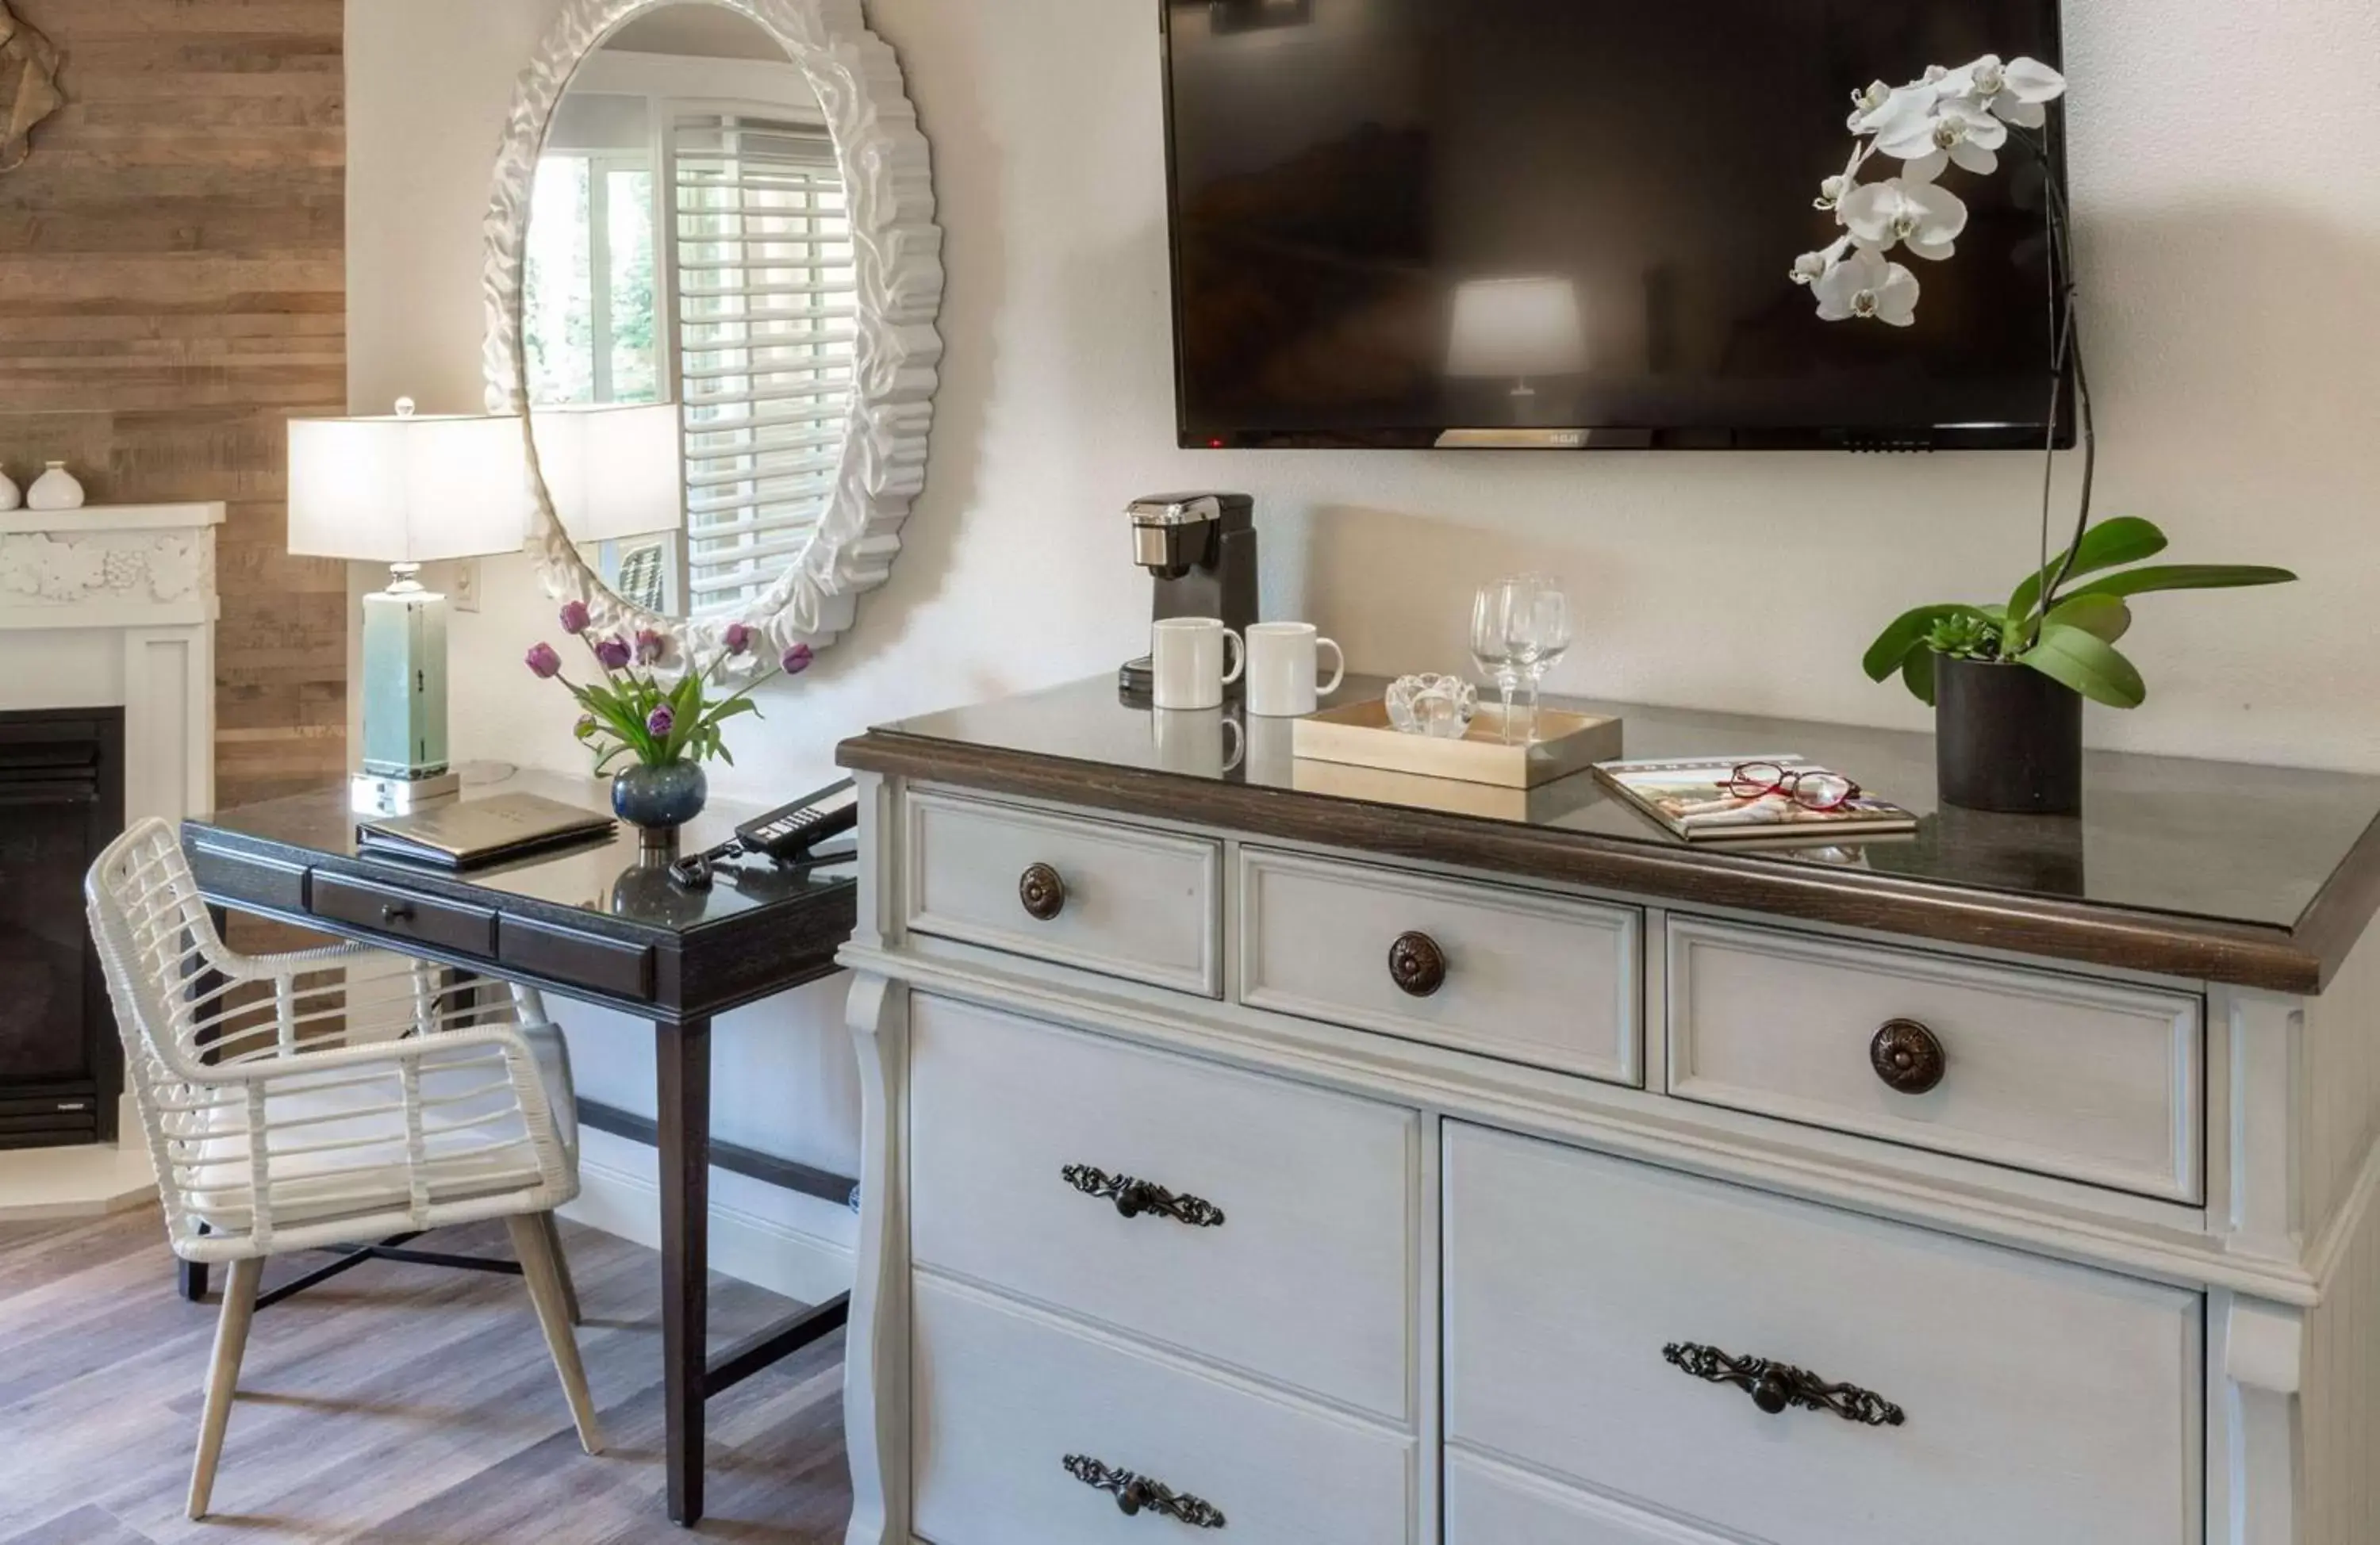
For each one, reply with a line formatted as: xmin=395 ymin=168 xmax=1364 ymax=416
xmin=1239 ymin=848 xmax=1641 ymax=1085
xmin=309 ymin=872 xmax=497 ymax=958
xmin=498 ymin=915 xmax=654 ymax=1000
xmin=1445 ymin=1125 xmax=2202 ymax=1545
xmin=909 ymin=994 xmax=1416 ymax=1420
xmin=912 ymin=1275 xmax=1416 ymax=1545
xmin=905 ymin=791 xmax=1220 ymax=995
xmin=1666 ymin=918 xmax=2202 ymax=1200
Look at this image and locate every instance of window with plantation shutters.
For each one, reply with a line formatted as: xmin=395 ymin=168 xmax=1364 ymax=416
xmin=670 ymin=114 xmax=856 ymax=617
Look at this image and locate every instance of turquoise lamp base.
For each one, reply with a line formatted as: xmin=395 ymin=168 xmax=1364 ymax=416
xmin=354 ymin=567 xmax=463 ymax=817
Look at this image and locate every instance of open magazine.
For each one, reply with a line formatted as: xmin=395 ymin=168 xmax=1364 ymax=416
xmin=1592 ymin=756 xmax=1918 ymax=845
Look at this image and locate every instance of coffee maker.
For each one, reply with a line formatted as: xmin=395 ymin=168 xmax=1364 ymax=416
xmin=1119 ymin=492 xmax=1260 ymax=700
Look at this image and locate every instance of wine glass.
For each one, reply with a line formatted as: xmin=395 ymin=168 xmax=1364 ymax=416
xmin=1509 ymin=575 xmax=1572 ymax=742
xmin=1470 ymin=580 xmax=1527 ymax=743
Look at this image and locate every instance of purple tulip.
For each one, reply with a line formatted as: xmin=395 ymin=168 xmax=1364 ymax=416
xmin=724 ymin=623 xmax=754 ymax=657
xmin=525 ymin=642 xmax=562 ymax=680
xmin=559 ymin=600 xmax=592 ymax=635
xmin=647 ymin=704 xmax=676 ymax=738
xmin=781 ymin=643 xmax=814 ymax=677
xmin=593 ymin=636 xmax=633 ymax=671
xmin=636 ymin=628 xmax=667 ymax=665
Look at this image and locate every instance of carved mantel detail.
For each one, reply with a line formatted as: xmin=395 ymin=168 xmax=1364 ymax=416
xmin=0 ymin=505 xmax=224 ymax=630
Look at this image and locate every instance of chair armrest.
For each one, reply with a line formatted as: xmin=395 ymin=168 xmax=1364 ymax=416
xmin=199 ymin=1023 xmax=540 ymax=1084
xmin=209 ymin=939 xmax=380 ymax=986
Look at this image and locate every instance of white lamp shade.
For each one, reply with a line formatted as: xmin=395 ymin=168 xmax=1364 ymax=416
xmin=529 ymin=402 xmax=685 ymax=543
xmin=287 ymin=411 xmax=530 ymax=564
xmin=1446 ymin=277 xmax=1589 ymax=380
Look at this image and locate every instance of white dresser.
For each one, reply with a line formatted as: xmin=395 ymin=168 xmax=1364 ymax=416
xmin=835 ymin=679 xmax=2380 ymax=1545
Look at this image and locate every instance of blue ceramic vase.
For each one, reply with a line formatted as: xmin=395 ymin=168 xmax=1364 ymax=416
xmin=612 ymin=761 xmax=708 ymax=839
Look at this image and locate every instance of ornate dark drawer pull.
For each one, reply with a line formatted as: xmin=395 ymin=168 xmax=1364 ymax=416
xmin=1870 ymin=1018 xmax=1947 ymax=1095
xmin=1062 ymin=1164 xmax=1225 ymax=1228
xmin=380 ymin=903 xmax=415 ymax=925
xmin=1663 ymin=1342 xmax=1906 ymax=1428
xmin=1064 ymin=1455 xmax=1226 ymax=1529
xmin=1388 ymin=930 xmax=1447 ymax=998
xmin=1019 ymin=862 xmax=1067 ymax=922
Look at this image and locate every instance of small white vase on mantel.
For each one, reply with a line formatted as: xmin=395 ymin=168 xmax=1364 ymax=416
xmin=25 ymin=462 xmax=85 ymax=512
xmin=0 ymin=466 xmax=18 ymax=514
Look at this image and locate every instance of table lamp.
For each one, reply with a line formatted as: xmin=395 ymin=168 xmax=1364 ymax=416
xmin=288 ymin=400 xmax=529 ymax=814
xmin=529 ymin=401 xmax=684 ymax=545
xmin=1447 ymin=276 xmax=1588 ymax=398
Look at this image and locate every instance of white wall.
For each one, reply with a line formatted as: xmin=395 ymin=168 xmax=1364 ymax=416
xmin=347 ymin=0 xmax=2380 ymax=1196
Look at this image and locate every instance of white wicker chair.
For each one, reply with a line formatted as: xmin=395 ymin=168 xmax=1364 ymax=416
xmin=85 ymin=818 xmax=605 ymax=1520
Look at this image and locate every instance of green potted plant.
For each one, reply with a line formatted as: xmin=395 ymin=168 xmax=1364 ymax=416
xmin=1794 ymin=56 xmax=2297 ymax=814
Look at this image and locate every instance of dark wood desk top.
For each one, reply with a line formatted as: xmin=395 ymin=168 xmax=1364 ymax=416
xmin=184 ymin=765 xmax=858 ymax=1022
xmin=840 ymin=677 xmax=2380 ymax=995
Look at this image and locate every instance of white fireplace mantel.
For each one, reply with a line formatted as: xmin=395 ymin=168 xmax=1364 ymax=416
xmin=0 ymin=501 xmax=223 ymax=1217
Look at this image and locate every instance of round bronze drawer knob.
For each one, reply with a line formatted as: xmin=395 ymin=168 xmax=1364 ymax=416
xmin=1019 ymin=863 xmax=1067 ymax=922
xmin=1388 ymin=931 xmax=1447 ymax=998
xmin=1871 ymin=1018 xmax=1947 ymax=1095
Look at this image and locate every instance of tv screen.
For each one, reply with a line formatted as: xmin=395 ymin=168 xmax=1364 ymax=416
xmin=1161 ymin=0 xmax=2070 ymax=450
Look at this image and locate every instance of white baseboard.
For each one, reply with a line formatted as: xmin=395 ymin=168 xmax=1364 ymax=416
xmin=562 ymin=1130 xmax=856 ymax=1306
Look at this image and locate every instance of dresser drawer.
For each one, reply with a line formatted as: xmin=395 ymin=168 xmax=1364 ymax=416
xmin=1445 ymin=1125 xmax=2202 ymax=1545
xmin=906 ymin=791 xmax=1220 ymax=995
xmin=309 ymin=872 xmax=497 ymax=957
xmin=1239 ymin=848 xmax=1641 ymax=1085
xmin=909 ymin=994 xmax=1416 ymax=1419
xmin=1448 ymin=1452 xmax=1733 ymax=1545
xmin=912 ymin=1275 xmax=1417 ymax=1545
xmin=1666 ymin=918 xmax=2202 ymax=1200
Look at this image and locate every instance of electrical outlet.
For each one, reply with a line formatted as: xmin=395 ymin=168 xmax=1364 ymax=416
xmin=451 ymin=558 xmax=483 ymax=613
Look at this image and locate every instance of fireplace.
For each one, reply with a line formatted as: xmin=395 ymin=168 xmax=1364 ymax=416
xmin=0 ymin=709 xmax=125 ymax=1148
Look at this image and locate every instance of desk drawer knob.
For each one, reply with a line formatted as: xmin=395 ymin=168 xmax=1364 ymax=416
xmin=1663 ymin=1341 xmax=1906 ymax=1428
xmin=1061 ymin=1164 xmax=1225 ymax=1228
xmin=1871 ymin=1018 xmax=1947 ymax=1095
xmin=381 ymin=903 xmax=415 ymax=926
xmin=1019 ymin=863 xmax=1067 ymax=922
xmin=1388 ymin=931 xmax=1446 ymax=998
xmin=1063 ymin=1455 xmax=1226 ymax=1529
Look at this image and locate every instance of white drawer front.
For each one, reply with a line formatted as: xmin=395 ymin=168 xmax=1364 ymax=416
xmin=1445 ymin=1124 xmax=2202 ymax=1545
xmin=906 ymin=790 xmax=1221 ymax=995
xmin=1448 ymin=1453 xmax=1730 ymax=1545
xmin=1239 ymin=848 xmax=1641 ymax=1085
xmin=1667 ymin=918 xmax=2202 ymax=1200
xmin=909 ymin=994 xmax=1417 ymax=1419
xmin=912 ymin=1275 xmax=1417 ymax=1545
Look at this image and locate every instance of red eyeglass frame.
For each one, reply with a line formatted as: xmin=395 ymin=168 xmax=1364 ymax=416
xmin=1725 ymin=761 xmax=1862 ymax=812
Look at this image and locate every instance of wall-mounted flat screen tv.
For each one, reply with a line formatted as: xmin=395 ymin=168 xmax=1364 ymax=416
xmin=1161 ymin=0 xmax=2070 ymax=450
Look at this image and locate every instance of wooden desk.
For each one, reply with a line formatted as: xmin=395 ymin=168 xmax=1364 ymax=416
xmin=181 ymin=769 xmax=858 ymax=1528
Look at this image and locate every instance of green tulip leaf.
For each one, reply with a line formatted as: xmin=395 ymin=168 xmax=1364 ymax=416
xmin=2019 ymin=621 xmax=2148 ymax=709
xmin=2043 ymin=593 xmax=2133 ymax=645
xmin=2062 ymin=564 xmax=2300 ymax=601
xmin=2009 ymin=516 xmax=2170 ymax=625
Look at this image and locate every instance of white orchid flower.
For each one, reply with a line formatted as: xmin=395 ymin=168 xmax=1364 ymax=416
xmin=1814 ymin=249 xmax=1920 ymax=327
xmin=1877 ymin=95 xmax=2008 ymax=182
xmin=1938 ymin=53 xmax=2067 ymax=128
xmin=1790 ymin=235 xmax=1854 ymax=286
xmin=1813 ymin=144 xmax=1872 ymax=212
xmin=1839 ymin=178 xmax=1969 ymax=261
xmin=1850 ymin=81 xmax=1940 ymax=139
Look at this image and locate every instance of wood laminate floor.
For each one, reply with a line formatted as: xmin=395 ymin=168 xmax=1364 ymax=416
xmin=0 ymin=1210 xmax=851 ymax=1544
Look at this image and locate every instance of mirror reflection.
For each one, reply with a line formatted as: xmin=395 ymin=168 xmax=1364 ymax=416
xmin=524 ymin=5 xmax=857 ymax=623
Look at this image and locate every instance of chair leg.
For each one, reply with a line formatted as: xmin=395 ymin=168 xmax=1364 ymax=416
xmin=508 ymin=1213 xmax=604 ymax=1455
xmin=539 ymin=1210 xmax=584 ymax=1326
xmin=188 ymin=1257 xmax=264 ymax=1520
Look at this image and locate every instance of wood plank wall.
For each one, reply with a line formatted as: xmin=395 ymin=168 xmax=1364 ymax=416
xmin=0 ymin=0 xmax=347 ymax=807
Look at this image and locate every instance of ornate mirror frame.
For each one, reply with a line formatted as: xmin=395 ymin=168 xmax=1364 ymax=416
xmin=482 ymin=0 xmax=942 ymax=657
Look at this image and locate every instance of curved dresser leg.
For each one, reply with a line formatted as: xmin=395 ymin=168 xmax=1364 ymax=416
xmin=843 ymin=971 xmax=911 ymax=1545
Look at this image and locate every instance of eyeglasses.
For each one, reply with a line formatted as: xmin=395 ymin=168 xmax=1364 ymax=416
xmin=1725 ymin=761 xmax=1861 ymax=811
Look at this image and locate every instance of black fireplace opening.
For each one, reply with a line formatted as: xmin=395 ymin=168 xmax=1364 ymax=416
xmin=0 ymin=708 xmax=125 ymax=1148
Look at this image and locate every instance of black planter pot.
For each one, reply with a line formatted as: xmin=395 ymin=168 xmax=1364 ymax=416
xmin=1933 ymin=654 xmax=2084 ymax=816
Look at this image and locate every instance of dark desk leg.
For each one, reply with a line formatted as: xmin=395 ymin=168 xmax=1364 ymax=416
xmin=178 ymin=903 xmax=232 ymax=1304
xmin=658 ymin=1015 xmax=712 ymax=1528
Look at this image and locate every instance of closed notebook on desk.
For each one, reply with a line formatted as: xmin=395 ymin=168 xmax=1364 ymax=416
xmin=357 ymin=792 xmax=616 ymax=869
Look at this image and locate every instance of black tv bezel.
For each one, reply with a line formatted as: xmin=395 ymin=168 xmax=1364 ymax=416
xmin=1156 ymin=0 xmax=2075 ymax=453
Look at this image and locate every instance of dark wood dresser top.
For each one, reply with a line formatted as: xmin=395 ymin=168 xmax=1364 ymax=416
xmin=840 ymin=677 xmax=2380 ymax=995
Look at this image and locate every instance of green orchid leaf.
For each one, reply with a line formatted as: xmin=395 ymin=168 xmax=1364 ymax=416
xmin=2043 ymin=593 xmax=2133 ymax=645
xmin=2009 ymin=516 xmax=2170 ymax=624
xmin=1864 ymin=605 xmax=1985 ymax=683
xmin=2019 ymin=621 xmax=2148 ymax=709
xmin=1901 ymin=644 xmax=1937 ymax=707
xmin=2062 ymin=563 xmax=2300 ymax=601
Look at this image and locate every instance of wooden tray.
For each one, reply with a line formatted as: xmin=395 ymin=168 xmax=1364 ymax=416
xmin=1292 ymin=699 xmax=1623 ymax=790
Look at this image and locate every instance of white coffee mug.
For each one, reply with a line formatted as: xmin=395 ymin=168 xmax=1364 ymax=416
xmin=1151 ymin=617 xmax=1244 ymax=711
xmin=1244 ymin=621 xmax=1347 ymax=718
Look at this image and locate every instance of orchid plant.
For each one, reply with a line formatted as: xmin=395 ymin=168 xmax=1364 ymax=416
xmin=524 ymin=601 xmax=812 ymax=774
xmin=1797 ymin=56 xmax=2296 ymax=709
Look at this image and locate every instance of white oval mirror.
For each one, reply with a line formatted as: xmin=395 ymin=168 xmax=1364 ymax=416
xmin=484 ymin=0 xmax=942 ymax=659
